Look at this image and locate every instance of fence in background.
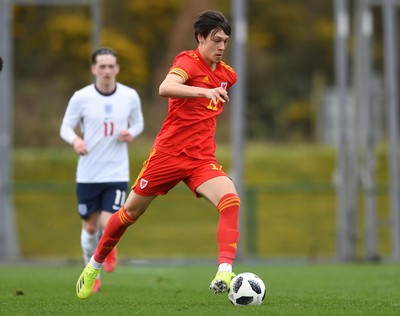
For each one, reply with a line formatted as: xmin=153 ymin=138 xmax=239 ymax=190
xmin=13 ymin=181 xmax=391 ymax=261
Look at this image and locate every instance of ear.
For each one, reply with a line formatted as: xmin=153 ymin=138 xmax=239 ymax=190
xmin=197 ymin=34 xmax=205 ymax=44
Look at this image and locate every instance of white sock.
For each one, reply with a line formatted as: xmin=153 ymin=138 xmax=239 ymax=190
xmin=217 ymin=263 xmax=232 ymax=273
xmin=80 ymin=229 xmax=97 ymax=265
xmin=90 ymin=256 xmax=103 ymax=270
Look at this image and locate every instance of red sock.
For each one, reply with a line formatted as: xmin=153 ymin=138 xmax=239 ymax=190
xmin=216 ymin=193 xmax=240 ymax=265
xmin=93 ymin=206 xmax=136 ymax=263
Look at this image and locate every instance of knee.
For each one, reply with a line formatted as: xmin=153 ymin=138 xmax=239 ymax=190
xmin=82 ymin=219 xmax=99 ymax=235
xmin=217 ymin=193 xmax=241 ymax=210
xmin=124 ymin=205 xmax=145 ymax=220
xmin=124 ymin=194 xmax=153 ymax=220
xmin=83 ymin=224 xmax=98 ymax=235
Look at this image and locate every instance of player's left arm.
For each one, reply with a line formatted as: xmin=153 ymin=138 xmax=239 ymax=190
xmin=118 ymin=130 xmax=133 ymax=143
xmin=119 ymin=92 xmax=144 ymax=143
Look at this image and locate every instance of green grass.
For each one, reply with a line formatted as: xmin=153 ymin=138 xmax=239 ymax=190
xmin=0 ymin=263 xmax=399 ymax=315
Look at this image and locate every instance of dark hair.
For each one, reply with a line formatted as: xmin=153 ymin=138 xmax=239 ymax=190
xmin=91 ymin=47 xmax=118 ymax=65
xmin=194 ymin=10 xmax=231 ymax=43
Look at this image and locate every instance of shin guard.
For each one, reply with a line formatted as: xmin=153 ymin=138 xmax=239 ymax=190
xmin=93 ymin=206 xmax=136 ymax=263
xmin=216 ymin=193 xmax=240 ymax=265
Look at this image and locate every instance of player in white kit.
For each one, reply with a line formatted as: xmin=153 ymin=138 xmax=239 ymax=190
xmin=60 ymin=47 xmax=144 ymax=293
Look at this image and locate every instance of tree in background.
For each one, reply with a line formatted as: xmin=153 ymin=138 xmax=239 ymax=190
xmin=12 ymin=0 xmax=339 ymax=146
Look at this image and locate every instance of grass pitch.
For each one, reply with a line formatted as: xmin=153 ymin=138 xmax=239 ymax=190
xmin=0 ymin=262 xmax=399 ymax=315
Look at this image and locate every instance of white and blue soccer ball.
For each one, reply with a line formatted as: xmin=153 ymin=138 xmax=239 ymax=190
xmin=228 ymin=272 xmax=266 ymax=306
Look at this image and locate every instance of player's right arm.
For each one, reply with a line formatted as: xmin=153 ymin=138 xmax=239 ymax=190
xmin=159 ymin=73 xmax=229 ymax=105
xmin=60 ymin=93 xmax=88 ymax=155
xmin=72 ymin=137 xmax=88 ymax=155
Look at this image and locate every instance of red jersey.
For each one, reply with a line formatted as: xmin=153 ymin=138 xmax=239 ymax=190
xmin=153 ymin=49 xmax=237 ymax=159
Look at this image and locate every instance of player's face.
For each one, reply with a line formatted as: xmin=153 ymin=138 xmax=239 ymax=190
xmin=199 ymin=29 xmax=230 ymax=68
xmin=91 ymin=54 xmax=119 ymax=85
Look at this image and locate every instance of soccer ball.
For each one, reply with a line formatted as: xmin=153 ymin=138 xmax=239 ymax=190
xmin=228 ymin=272 xmax=266 ymax=306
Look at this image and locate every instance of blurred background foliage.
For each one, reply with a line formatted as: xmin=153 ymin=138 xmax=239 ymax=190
xmin=8 ymin=0 xmax=395 ymax=260
xmin=12 ymin=0 xmax=338 ymax=146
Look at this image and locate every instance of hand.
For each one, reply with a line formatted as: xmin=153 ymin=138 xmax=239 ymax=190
xmin=118 ymin=130 xmax=134 ymax=143
xmin=207 ymin=87 xmax=229 ymax=105
xmin=73 ymin=137 xmax=88 ymax=155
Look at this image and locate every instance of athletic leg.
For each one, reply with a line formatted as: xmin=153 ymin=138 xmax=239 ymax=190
xmin=77 ymin=184 xmax=103 ymax=293
xmin=80 ymin=216 xmax=102 ymax=292
xmin=94 ymin=192 xmax=155 ymax=263
xmin=81 ymin=214 xmax=99 ymax=266
xmin=76 ymin=191 xmax=155 ymax=299
xmin=99 ymin=211 xmax=118 ymax=272
xmin=196 ymin=176 xmax=240 ymax=293
xmin=99 ymin=182 xmax=128 ymax=273
xmin=76 ymin=149 xmax=181 ymax=299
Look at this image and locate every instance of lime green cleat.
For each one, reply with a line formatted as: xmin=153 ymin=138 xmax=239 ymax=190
xmin=76 ymin=263 xmax=100 ymax=299
xmin=209 ymin=271 xmax=236 ymax=294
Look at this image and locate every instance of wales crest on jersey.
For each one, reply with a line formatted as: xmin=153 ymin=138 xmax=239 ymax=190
xmin=139 ymin=178 xmax=148 ymax=189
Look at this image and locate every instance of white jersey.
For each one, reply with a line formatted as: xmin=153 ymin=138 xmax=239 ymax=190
xmin=60 ymin=83 xmax=144 ymax=183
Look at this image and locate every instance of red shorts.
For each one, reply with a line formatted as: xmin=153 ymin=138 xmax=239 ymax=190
xmin=132 ymin=148 xmax=228 ymax=197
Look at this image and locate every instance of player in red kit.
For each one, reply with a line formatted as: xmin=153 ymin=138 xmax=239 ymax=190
xmin=76 ymin=10 xmax=240 ymax=299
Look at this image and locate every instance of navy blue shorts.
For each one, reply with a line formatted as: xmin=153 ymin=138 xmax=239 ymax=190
xmin=76 ymin=182 xmax=128 ymax=219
